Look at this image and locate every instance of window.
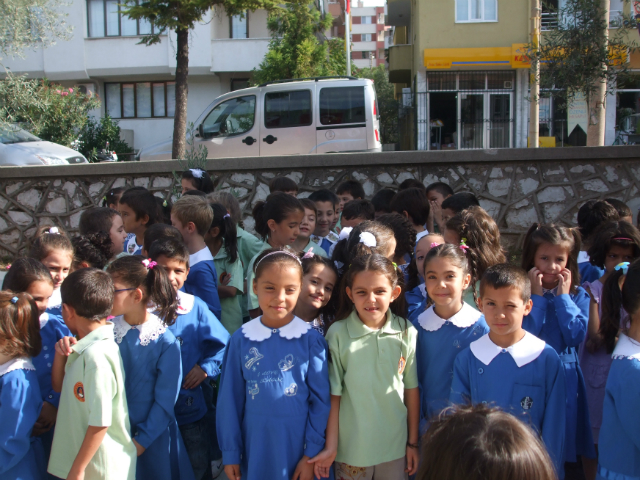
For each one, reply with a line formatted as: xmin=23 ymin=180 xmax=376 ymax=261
xmin=201 ymin=95 xmax=256 ymax=137
xmin=264 ymin=91 xmax=312 ymax=128
xmin=362 ymin=16 xmax=372 ymax=24
xmin=87 ymin=0 xmax=157 ymax=37
xmin=231 ymin=78 xmax=250 ymax=91
xmin=378 ymin=13 xmax=384 ymax=23
xmin=105 ymin=81 xmax=175 ymax=118
xmin=231 ymin=13 xmax=248 ymax=38
xmin=320 ymin=87 xmax=365 ymax=125
xmin=361 ymin=33 xmax=372 ymax=42
xmin=455 ymin=0 xmax=497 ymax=22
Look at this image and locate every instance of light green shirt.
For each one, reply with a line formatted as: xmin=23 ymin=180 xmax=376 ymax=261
xmin=326 ymin=310 xmax=418 ymax=467
xmin=48 ymin=323 xmax=136 ymax=480
xmin=463 ymin=280 xmax=480 ymax=311
xmin=213 ymin=246 xmax=244 ymax=334
xmin=246 ymin=241 xmax=271 ymax=312
xmin=237 ymin=227 xmax=265 ymax=319
xmin=302 ymin=239 xmax=328 ymax=257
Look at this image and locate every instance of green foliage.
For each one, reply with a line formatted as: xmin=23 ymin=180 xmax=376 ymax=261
xmin=78 ymin=115 xmax=132 ymax=162
xmin=354 ymin=65 xmax=398 ymax=144
xmin=172 ymin=122 xmax=208 ymax=195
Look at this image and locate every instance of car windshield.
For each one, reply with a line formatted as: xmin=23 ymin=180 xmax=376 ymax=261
xmin=0 ymin=126 xmax=41 ymax=145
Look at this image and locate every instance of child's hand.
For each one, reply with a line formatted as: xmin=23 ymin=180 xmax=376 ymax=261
xmin=182 ymin=365 xmax=208 ymax=390
xmin=220 ymin=272 xmax=232 ymax=286
xmin=558 ymin=268 xmax=572 ymax=295
xmin=133 ymin=439 xmax=146 ymax=456
xmin=405 ymin=445 xmax=420 ymax=475
xmin=224 ymin=464 xmax=241 ymax=480
xmin=55 ymin=336 xmax=77 ymax=356
xmin=292 ymin=455 xmax=314 ymax=480
xmin=431 ymin=200 xmax=443 ymax=228
xmin=33 ymin=401 xmax=58 ymax=436
xmin=528 ymin=267 xmax=544 ymax=296
xmin=308 ymin=448 xmax=336 ymax=479
xmin=66 ymin=467 xmax=85 ymax=480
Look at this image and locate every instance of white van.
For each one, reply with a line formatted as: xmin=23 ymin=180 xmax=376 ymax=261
xmin=138 ymin=77 xmax=382 ymax=161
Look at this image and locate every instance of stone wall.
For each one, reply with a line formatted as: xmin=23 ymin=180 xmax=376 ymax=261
xmin=2 ymin=146 xmax=640 ymax=258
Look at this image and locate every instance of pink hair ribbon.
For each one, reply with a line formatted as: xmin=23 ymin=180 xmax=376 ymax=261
xmin=459 ymin=238 xmax=470 ymax=252
xmin=142 ymin=259 xmax=157 ymax=270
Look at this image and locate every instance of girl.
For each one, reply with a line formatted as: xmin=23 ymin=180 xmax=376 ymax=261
xmin=119 ymin=187 xmax=162 ymax=255
xmin=294 ymin=251 xmax=339 ymax=336
xmin=216 ymin=248 xmax=331 ymax=480
xmin=103 ymin=186 xmax=126 ymax=209
xmin=0 ymin=291 xmax=44 ymax=480
xmin=292 ymin=199 xmax=329 ymax=257
xmin=406 ymin=233 xmax=444 ymax=325
xmin=29 ymin=226 xmax=74 ymax=317
xmin=206 ymin=202 xmax=244 ymax=334
xmin=311 ymin=254 xmax=419 ymax=479
xmin=331 ymin=220 xmax=397 ymax=275
xmin=107 ymin=255 xmax=195 ymax=480
xmin=377 ymin=212 xmax=417 ymax=280
xmin=521 ymin=223 xmax=596 ymax=466
xmin=246 ymin=192 xmax=305 ymax=318
xmin=182 ymin=169 xmax=214 ymax=195
xmin=79 ymin=207 xmax=128 ymax=262
xmin=596 ymin=259 xmax=640 ymax=480
xmin=71 ymin=232 xmax=113 ymax=270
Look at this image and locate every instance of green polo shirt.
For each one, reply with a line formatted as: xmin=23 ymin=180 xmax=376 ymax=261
xmin=326 ymin=310 xmax=418 ymax=468
xmin=213 ymin=245 xmax=244 ymax=334
xmin=48 ymin=323 xmax=136 ymax=480
xmin=302 ymin=239 xmax=328 ymax=257
xmin=237 ymin=227 xmax=266 ymax=318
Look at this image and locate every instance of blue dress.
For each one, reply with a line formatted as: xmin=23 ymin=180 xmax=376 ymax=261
xmin=416 ymin=304 xmax=488 ymax=423
xmin=113 ymin=314 xmax=195 ymax=480
xmin=0 ymin=357 xmax=44 ymax=480
xmin=523 ymin=288 xmax=596 ymax=461
xmin=45 ymin=289 xmax=62 ymax=318
xmin=169 ymin=291 xmax=230 ymax=426
xmin=596 ymin=334 xmax=640 ymax=480
xmin=406 ymin=284 xmax=427 ymax=327
xmin=183 ymin=248 xmax=222 ymax=320
xmin=217 ymin=316 xmax=331 ymax=480
xmin=450 ymin=333 xmax=566 ymax=477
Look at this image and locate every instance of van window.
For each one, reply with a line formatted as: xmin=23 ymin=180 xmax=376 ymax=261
xmin=265 ymin=90 xmax=312 ymax=128
xmin=320 ymin=87 xmax=366 ymax=125
xmin=202 ymin=95 xmax=255 ymax=138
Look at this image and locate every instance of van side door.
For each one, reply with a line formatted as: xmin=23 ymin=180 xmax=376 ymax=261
xmin=316 ymin=85 xmax=369 ymax=153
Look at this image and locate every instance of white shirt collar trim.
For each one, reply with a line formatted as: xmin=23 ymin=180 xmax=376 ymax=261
xmin=48 ymin=288 xmax=61 ymax=309
xmin=176 ymin=290 xmax=195 ymax=315
xmin=417 ymin=303 xmax=482 ymax=332
xmin=470 ymin=332 xmax=546 ymax=367
xmin=415 ymin=229 xmax=430 ymax=243
xmin=612 ymin=334 xmax=640 ymax=360
xmin=190 ymin=247 xmax=214 ymax=267
xmin=112 ymin=313 xmax=166 ymax=346
xmin=39 ymin=312 xmax=51 ymax=329
xmin=577 ymin=251 xmax=590 ymax=263
xmin=418 ymin=283 xmax=427 ymax=299
xmin=0 ymin=357 xmax=35 ymax=377
xmin=241 ymin=316 xmax=311 ymax=342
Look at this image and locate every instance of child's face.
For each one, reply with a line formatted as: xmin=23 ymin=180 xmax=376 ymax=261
xmin=534 ymin=242 xmax=570 ymax=288
xmin=299 ymin=208 xmax=316 ymax=240
xmin=119 ymin=203 xmax=146 ymax=235
xmin=604 ymin=245 xmax=635 ymax=273
xmin=340 ymin=216 xmax=365 ymax=229
xmin=27 ymin=280 xmax=54 ymax=315
xmin=109 ymin=214 xmax=127 ymax=257
xmin=479 ymin=286 xmax=532 ymax=346
xmin=424 ymin=256 xmax=471 ymax=309
xmin=441 ymin=208 xmax=456 ymax=225
xmin=337 ymin=193 xmax=355 ymax=213
xmin=170 ymin=215 xmax=191 ymax=240
xmin=155 ymin=255 xmax=189 ymax=291
xmin=181 ymin=178 xmax=198 ymax=195
xmin=621 ymin=215 xmax=634 ymax=224
xmin=110 ymin=276 xmax=140 ymax=317
xmin=426 ymin=190 xmax=449 ymax=206
xmin=443 ymin=228 xmax=461 ymax=245
xmin=314 ymin=201 xmax=336 ymax=237
xmin=253 ymin=264 xmax=301 ymax=323
xmin=299 ymin=263 xmax=337 ymax=311
xmin=268 ymin=211 xmax=304 ymax=247
xmin=415 ymin=234 xmax=445 ymax=280
xmin=41 ymin=251 xmax=72 ymax=289
xmin=347 ymin=270 xmax=401 ymax=326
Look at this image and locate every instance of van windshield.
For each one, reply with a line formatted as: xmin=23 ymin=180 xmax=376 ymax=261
xmin=202 ymin=95 xmax=256 ymax=137
xmin=0 ymin=126 xmax=41 ymax=145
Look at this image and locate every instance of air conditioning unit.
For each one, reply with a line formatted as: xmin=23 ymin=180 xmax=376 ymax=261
xmin=77 ymin=83 xmax=96 ymax=96
xmin=504 ymin=81 xmax=513 ymax=89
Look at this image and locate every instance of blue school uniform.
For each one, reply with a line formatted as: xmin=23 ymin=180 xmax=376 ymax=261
xmin=45 ymin=288 xmax=62 ymax=318
xmin=0 ymin=357 xmax=44 ymax=480
xmin=113 ymin=314 xmax=195 ymax=480
xmin=523 ymin=287 xmax=596 ymax=461
xmin=597 ymin=334 xmax=640 ymax=480
xmin=578 ymin=252 xmax=603 ymax=284
xmin=183 ymin=247 xmax=222 ymax=320
xmin=450 ymin=332 xmax=566 ymax=477
xmin=124 ymin=233 xmax=141 ymax=255
xmin=310 ymin=233 xmax=338 ymax=258
xmin=217 ymin=316 xmax=331 ymax=480
xmin=417 ymin=304 xmax=488 ymax=423
xmin=406 ymin=283 xmax=427 ymax=327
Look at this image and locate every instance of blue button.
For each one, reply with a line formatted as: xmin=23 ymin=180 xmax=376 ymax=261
xmin=502 ymin=349 xmax=508 ymax=353
xmin=478 ymin=368 xmax=484 ymax=374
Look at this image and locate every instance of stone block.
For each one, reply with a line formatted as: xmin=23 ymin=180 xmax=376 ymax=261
xmin=376 ymin=173 xmax=393 ymax=184
xmin=0 ymin=230 xmax=20 ymax=245
xmin=6 ymin=183 xmax=23 ymax=196
xmin=506 ymin=206 xmax=538 ymax=229
xmin=297 ymin=191 xmax=311 ymax=199
xmin=583 ymin=179 xmax=608 ymax=193
xmin=487 ymin=178 xmax=511 ymax=197
xmin=489 ymin=167 xmax=503 ymax=178
xmin=113 ymin=178 xmax=127 ymax=188
xmin=543 ymin=203 xmax=564 ymax=223
xmin=230 ymin=173 xmax=255 ymax=185
xmin=449 ymin=170 xmax=460 ymax=181
xmin=468 ymin=178 xmax=483 ymax=192
xmin=570 ymin=165 xmax=595 ymax=174
xmin=252 ymin=184 xmax=269 ymax=205
xmin=73 ymin=198 xmax=83 ymax=208
xmin=46 ymin=197 xmax=67 ymax=214
xmin=513 ymin=199 xmax=529 ymax=209
xmin=262 ymin=172 xmax=275 ymax=179
xmin=352 ymin=172 xmax=368 ymax=182
xmin=153 ymin=177 xmax=173 ymax=188
xmin=422 ymin=174 xmax=439 ymax=185
xmin=69 ymin=211 xmax=83 ymax=229
xmin=134 ymin=177 xmax=150 ymax=188
xmin=89 ymin=182 xmax=105 ymax=197
xmin=0 ymin=217 xmax=7 ymax=232
xmin=286 ymin=172 xmax=303 ymax=184
xmin=235 ymin=187 xmax=248 ymax=198
xmin=604 ymin=166 xmax=618 ymax=182
xmin=396 ymin=172 xmax=415 ymax=184
xmin=537 ymin=186 xmax=566 ymax=204
xmin=363 ymin=180 xmax=375 ymax=197
xmin=17 ymin=189 xmax=42 ymax=210
xmin=479 ymin=199 xmax=501 ymax=218
xmin=243 ymin=216 xmax=256 ymax=234
xmin=53 ymin=180 xmax=61 ymax=186
xmin=7 ymin=211 xmax=32 ymax=226
xmin=0 ymin=197 xmax=7 ymax=209
xmin=63 ymin=182 xmax=77 ymax=197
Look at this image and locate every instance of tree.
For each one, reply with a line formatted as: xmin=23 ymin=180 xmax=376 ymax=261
xmin=78 ymin=115 xmax=133 ymax=161
xmin=355 ymin=65 xmax=398 ymax=145
xmin=123 ymin=0 xmax=278 ymax=160
xmin=251 ymin=0 xmax=346 ymax=85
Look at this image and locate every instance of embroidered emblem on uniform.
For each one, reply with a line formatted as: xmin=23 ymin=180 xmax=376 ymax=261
xmin=398 ymin=356 xmax=406 ymax=375
xmin=284 ymin=383 xmax=298 ymax=396
xmin=521 ymin=396 xmax=533 ymax=410
xmin=249 ymin=382 xmax=259 ymax=399
xmin=176 ymin=336 xmax=183 ymax=346
xmin=127 ymin=242 xmax=137 ymax=254
xmin=453 ymin=340 xmax=461 ymax=349
xmin=74 ymin=382 xmax=85 ymax=402
xmin=327 ymin=231 xmax=339 ymax=242
xmin=310 ymin=235 xmax=321 ymax=244
xmin=186 ymin=396 xmax=193 ymax=407
xmin=244 ymin=347 xmax=264 ymax=369
xmin=278 ymin=354 xmax=295 ymax=372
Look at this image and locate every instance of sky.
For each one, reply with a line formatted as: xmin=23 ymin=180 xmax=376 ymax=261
xmin=355 ymin=0 xmax=386 ymax=6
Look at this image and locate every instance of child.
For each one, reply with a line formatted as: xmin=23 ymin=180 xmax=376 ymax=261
xmin=377 ymin=212 xmax=417 ymax=277
xmin=106 ymin=255 xmax=194 ymax=480
xmin=142 ymin=223 xmax=184 ymax=257
xmin=29 ymin=226 xmax=74 ymax=317
xmin=371 ymin=188 xmax=396 ymax=218
xmin=335 ymin=179 xmax=365 ymax=214
xmin=246 ymin=192 xmax=305 ymax=318
xmin=417 ymin=404 xmax=558 ymax=480
xmin=171 ymin=195 xmax=222 ymax=320
xmin=577 ymin=200 xmax=619 ymax=284
xmin=521 ymin=223 xmax=596 ymax=467
xmin=425 ymin=182 xmax=453 ymax=234
xmin=205 ymin=203 xmax=245 ymax=334
xmin=440 ymin=192 xmax=480 ymax=225
xmin=48 ymin=268 xmax=136 ymax=480
xmin=292 ymin=199 xmax=328 ymax=257
xmin=340 ymin=199 xmax=375 ymax=229
xmin=102 ymin=186 xmax=125 ymax=210
xmin=293 ymin=251 xmax=339 ymax=336
xmin=216 ymin=248 xmax=331 ymax=480
xmin=148 ymin=239 xmax=230 ymax=479
xmin=119 ymin=188 xmax=162 ymax=255
xmin=450 ymin=264 xmax=566 ymax=476
xmin=398 ymin=178 xmax=426 ymax=191
xmin=269 ymin=176 xmax=299 ymax=195
xmin=309 ymin=189 xmax=340 ymax=254
xmin=0 ymin=292 xmax=44 ymax=480
xmin=417 ymin=244 xmax=489 ymax=424
xmin=156 ymin=196 xmax=172 ymax=226
xmin=311 ymin=254 xmax=419 ymax=479
xmin=72 ymin=232 xmax=113 ymax=270
xmin=182 ymin=168 xmax=214 ymax=195
xmin=405 ymin=233 xmax=444 ymax=324
xmin=331 ymin=221 xmax=397 ymax=275
xmin=605 ymin=198 xmax=633 ymax=224
xmin=390 ymin=187 xmax=430 ymax=241
xmin=79 ymin=207 xmax=128 ymax=261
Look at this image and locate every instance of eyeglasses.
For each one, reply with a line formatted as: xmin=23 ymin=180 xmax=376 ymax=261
xmin=114 ymin=288 xmax=136 ymax=293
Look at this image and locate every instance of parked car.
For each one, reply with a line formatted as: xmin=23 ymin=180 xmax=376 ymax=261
xmin=138 ymin=76 xmax=382 ymax=161
xmin=0 ymin=126 xmax=88 ymax=166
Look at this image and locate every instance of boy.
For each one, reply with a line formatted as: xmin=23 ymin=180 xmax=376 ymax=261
xmin=335 ymin=179 xmax=365 ymax=213
xmin=371 ymin=188 xmax=396 ymax=218
xmin=450 ymin=264 xmax=566 ymax=476
xmin=292 ymin=198 xmax=328 ymax=257
xmin=398 ymin=178 xmax=426 ymax=191
xmin=48 ymin=268 xmax=136 ymax=480
xmin=149 ymin=239 xmax=230 ymax=480
xmin=440 ymin=192 xmax=480 ymax=226
xmin=390 ymin=187 xmax=430 ymax=240
xmin=309 ymin=189 xmax=340 ymax=254
xmin=269 ymin=176 xmax=299 ymax=196
xmin=341 ymin=199 xmax=375 ymax=229
xmin=118 ymin=187 xmax=160 ymax=255
xmin=142 ymin=223 xmax=184 ymax=257
xmin=425 ymin=182 xmax=454 ymax=233
xmin=171 ymin=195 xmax=222 ymax=320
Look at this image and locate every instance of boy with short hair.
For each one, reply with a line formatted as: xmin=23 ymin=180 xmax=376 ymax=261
xmin=440 ymin=192 xmax=480 ymax=225
xmin=118 ymin=187 xmax=161 ymax=255
xmin=335 ymin=180 xmax=365 ymax=213
xmin=269 ymin=176 xmax=299 ymax=196
xmin=371 ymin=188 xmax=396 ymax=218
xmin=308 ymin=189 xmax=340 ymax=253
xmin=425 ymin=182 xmax=454 ymax=233
xmin=171 ymin=196 xmax=222 ymax=320
xmin=48 ymin=268 xmax=136 ymax=480
xmin=142 ymin=223 xmax=184 ymax=257
xmin=450 ymin=264 xmax=566 ymax=476
xmin=390 ymin=187 xmax=431 ymax=240
xmin=341 ymin=199 xmax=375 ymax=229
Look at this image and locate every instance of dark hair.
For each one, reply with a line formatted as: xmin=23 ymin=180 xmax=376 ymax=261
xmin=300 ymin=198 xmax=318 ymax=215
xmin=143 ymin=224 xmax=184 ymax=256
xmin=601 ymin=259 xmax=640 ymax=354
xmin=72 ymin=232 xmax=113 ymax=270
xmin=0 ymin=291 xmax=41 ymax=357
xmin=208 ymin=191 xmax=242 ymax=225
xmin=102 ymin=186 xmax=125 ymax=208
xmin=342 ymin=199 xmax=376 ymax=221
xmin=182 ymin=169 xmax=214 ymax=194
xmin=119 ymin=188 xmax=162 ymax=226
xmin=28 ymin=226 xmax=74 ymax=261
xmin=253 ymin=248 xmax=304 ymax=283
xmin=377 ymin=212 xmax=416 ymax=260
xmin=441 ymin=192 xmax=480 ymax=213
xmin=587 ymin=221 xmax=640 ymax=268
xmin=61 ymin=268 xmax=114 ymax=322
xmin=301 ymin=252 xmax=339 ymax=324
xmin=269 ymin=176 xmax=299 ymax=194
xmin=417 ymin=404 xmax=557 ymax=480
xmin=390 ymin=187 xmax=430 ymax=226
xmin=156 ymin=196 xmax=172 ymax=224
xmin=423 ymin=243 xmax=470 ymax=279
xmin=308 ymin=189 xmax=339 ymax=208
xmin=371 ymin=188 xmax=396 ymax=214
xmin=182 ymin=190 xmax=207 ymax=197
xmin=336 ymin=179 xmax=365 ymax=199
xmin=107 ymin=255 xmax=178 ymax=325
xmin=79 ymin=207 xmax=119 ymax=236
xmin=605 ymin=198 xmax=633 ymax=220
xmin=331 ymin=220 xmax=396 ymax=273
xmin=148 ymin=238 xmax=190 ymax=267
xmin=398 ymin=178 xmax=426 ymax=191
xmin=2 ymin=258 xmax=54 ymax=291
xmin=252 ymin=192 xmax=305 ymax=239
xmin=425 ymin=181 xmax=454 ymax=199
xmin=210 ymin=203 xmax=238 ymax=263
xmin=480 ymin=264 xmax=531 ymax=303
xmin=521 ymin=224 xmax=581 ymax=294
xmin=577 ymin=200 xmax=619 ymax=243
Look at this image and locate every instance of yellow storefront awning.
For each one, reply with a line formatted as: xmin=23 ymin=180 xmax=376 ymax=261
xmin=424 ymin=44 xmax=530 ymax=69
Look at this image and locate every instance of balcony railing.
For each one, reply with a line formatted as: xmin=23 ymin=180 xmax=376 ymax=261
xmin=541 ymin=10 xmax=623 ymax=31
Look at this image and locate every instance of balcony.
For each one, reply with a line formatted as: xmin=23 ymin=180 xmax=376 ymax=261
xmin=211 ymin=38 xmax=271 ymax=73
xmin=541 ymin=10 xmax=623 ymax=31
xmin=389 ymin=44 xmax=411 ymax=84
xmin=387 ymin=0 xmax=410 ymax=27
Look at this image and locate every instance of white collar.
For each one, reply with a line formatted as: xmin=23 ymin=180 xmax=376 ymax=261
xmin=417 ymin=303 xmax=482 ymax=332
xmin=415 ymin=229 xmax=430 ymax=243
xmin=0 ymin=357 xmax=35 ymax=377
xmin=612 ymin=334 xmax=640 ymax=360
xmin=112 ymin=313 xmax=166 ymax=346
xmin=39 ymin=312 xmax=51 ymax=329
xmin=470 ymin=332 xmax=546 ymax=368
xmin=176 ymin=290 xmax=195 ymax=315
xmin=190 ymin=247 xmax=214 ymax=267
xmin=577 ymin=251 xmax=590 ymax=263
xmin=48 ymin=288 xmax=61 ymax=308
xmin=241 ymin=316 xmax=311 ymax=342
xmin=418 ymin=283 xmax=427 ymax=299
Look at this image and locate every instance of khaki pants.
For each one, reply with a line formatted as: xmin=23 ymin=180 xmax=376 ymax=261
xmin=335 ymin=457 xmax=408 ymax=480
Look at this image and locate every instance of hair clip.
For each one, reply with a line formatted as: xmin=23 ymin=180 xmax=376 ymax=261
xmin=255 ymin=250 xmax=302 ymax=269
xmin=392 ymin=262 xmax=398 ymax=268
xmin=302 ymin=248 xmax=315 ymax=259
xmin=48 ymin=226 xmax=60 ymax=234
xmin=142 ymin=259 xmax=157 ymax=270
xmin=430 ymin=242 xmax=441 ymax=248
xmin=613 ymin=237 xmax=633 ymax=242
xmin=103 ymin=196 xmax=107 ymax=202
xmin=223 ymin=213 xmax=231 ymax=219
xmin=5 ymin=264 xmax=10 ymax=270
xmin=359 ymin=232 xmax=377 ymax=248
xmin=10 ymin=296 xmax=18 ymax=304
xmin=339 ymin=227 xmax=353 ymax=241
xmin=189 ymin=168 xmax=204 ymax=179
xmin=162 ymin=200 xmax=168 ymax=207
xmin=615 ymin=262 xmax=630 ymax=275
xmin=459 ymin=238 xmax=469 ymax=252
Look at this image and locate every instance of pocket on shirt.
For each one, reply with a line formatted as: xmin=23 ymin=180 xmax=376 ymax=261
xmin=510 ymin=383 xmax=544 ymax=430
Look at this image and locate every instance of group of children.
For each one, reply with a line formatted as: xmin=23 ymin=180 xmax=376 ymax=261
xmin=1 ymin=167 xmax=640 ymax=480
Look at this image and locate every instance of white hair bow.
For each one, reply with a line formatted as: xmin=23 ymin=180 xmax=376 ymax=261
xmin=339 ymin=227 xmax=353 ymax=241
xmin=49 ymin=227 xmax=60 ymax=234
xmin=189 ymin=168 xmax=204 ymax=179
xmin=359 ymin=232 xmax=377 ymax=248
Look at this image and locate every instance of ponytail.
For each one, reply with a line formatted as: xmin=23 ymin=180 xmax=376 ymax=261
xmin=210 ymin=203 xmax=238 ymax=263
xmin=251 ymin=192 xmax=304 ymax=240
xmin=600 ymin=270 xmax=624 ymax=354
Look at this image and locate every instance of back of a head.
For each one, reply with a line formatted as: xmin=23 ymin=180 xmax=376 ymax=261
xmin=0 ymin=291 xmax=41 ymax=358
xmin=79 ymin=207 xmax=118 ymax=235
xmin=119 ymin=188 xmax=162 ymax=226
xmin=61 ymin=268 xmax=114 ymax=321
xmin=480 ymin=263 xmax=531 ymax=303
xmin=72 ymin=232 xmax=113 ymax=270
xmin=441 ymin=192 xmax=480 ymax=214
xmin=332 ymin=220 xmax=395 ymax=271
xmin=207 ymin=191 xmax=242 ymax=225
xmin=308 ymin=189 xmax=338 ymax=208
xmin=182 ymin=190 xmax=207 ymax=197
xmin=269 ymin=176 xmax=299 ymax=194
xmin=172 ymin=195 xmax=214 ymax=237
xmin=426 ymin=181 xmax=454 ymax=199
xmin=251 ymin=192 xmax=305 ymax=239
xmin=398 ymin=178 xmax=426 ymax=192
xmin=336 ymin=179 xmax=365 ymax=199
xmin=143 ymin=224 xmax=184 ymax=255
xmin=342 ymin=199 xmax=375 ymax=221
xmin=28 ymin=226 xmax=73 ymax=261
xmin=578 ymin=200 xmax=619 ymax=243
xmin=182 ymin=168 xmax=214 ymax=194
xmin=2 ymin=258 xmax=53 ymax=293
xmin=376 ymin=212 xmax=416 ymax=258
xmin=371 ymin=188 xmax=396 ymax=215
xmin=604 ymin=198 xmax=632 ymax=221
xmin=390 ymin=187 xmax=430 ymax=226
